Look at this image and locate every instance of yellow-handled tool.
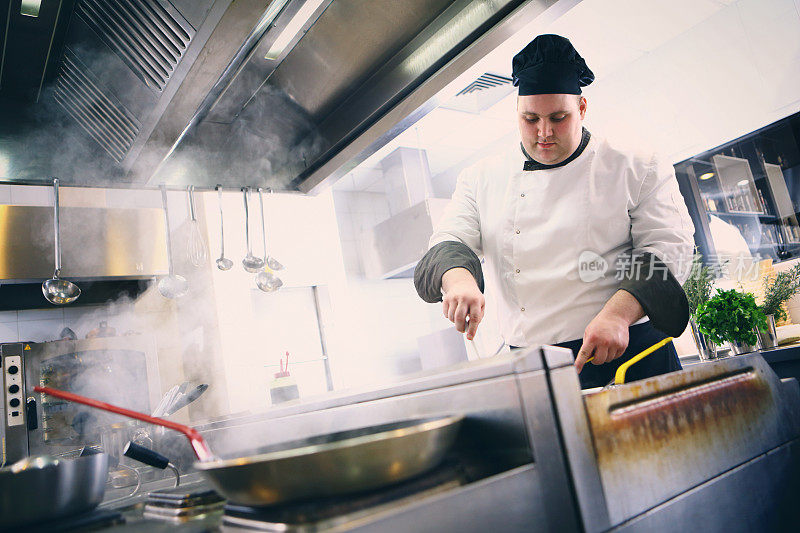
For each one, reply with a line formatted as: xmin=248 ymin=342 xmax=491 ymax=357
xmin=585 ymin=337 xmax=674 ymax=386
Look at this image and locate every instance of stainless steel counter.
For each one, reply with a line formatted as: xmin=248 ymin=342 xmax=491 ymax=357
xmin=45 ymin=347 xmax=800 ymax=531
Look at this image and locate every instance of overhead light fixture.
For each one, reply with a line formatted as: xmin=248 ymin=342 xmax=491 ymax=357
xmin=20 ymin=0 xmax=42 ymax=17
xmin=698 ymin=172 xmax=714 ymax=180
xmin=265 ymin=0 xmax=327 ymax=61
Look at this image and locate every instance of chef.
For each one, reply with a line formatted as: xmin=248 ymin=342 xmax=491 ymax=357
xmin=414 ymin=34 xmax=696 ymax=389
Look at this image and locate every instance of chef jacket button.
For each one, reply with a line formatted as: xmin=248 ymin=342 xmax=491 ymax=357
xmin=515 ymin=229 xmax=521 ymax=234
xmin=520 ymin=307 xmax=526 ymax=312
xmin=520 ymin=193 xmax=525 ymax=198
xmin=515 ymin=268 xmax=520 ymax=274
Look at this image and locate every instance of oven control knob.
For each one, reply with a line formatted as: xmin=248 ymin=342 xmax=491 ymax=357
xmin=9 ymin=398 xmax=20 ymax=408
xmin=8 ymin=384 xmax=19 ymax=394
xmin=7 ymin=365 xmax=18 ymax=375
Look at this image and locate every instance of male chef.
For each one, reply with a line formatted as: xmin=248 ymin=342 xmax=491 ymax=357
xmin=413 ymin=34 xmax=695 ymax=389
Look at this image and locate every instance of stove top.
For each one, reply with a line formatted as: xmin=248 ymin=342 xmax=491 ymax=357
xmin=221 ymin=462 xmax=467 ymax=532
xmin=144 ymin=486 xmax=226 ymax=523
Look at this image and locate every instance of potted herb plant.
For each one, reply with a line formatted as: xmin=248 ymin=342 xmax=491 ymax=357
xmin=759 ymin=263 xmax=800 ymax=349
xmin=683 ymin=256 xmax=717 ymax=359
xmin=696 ymin=289 xmax=768 ymax=355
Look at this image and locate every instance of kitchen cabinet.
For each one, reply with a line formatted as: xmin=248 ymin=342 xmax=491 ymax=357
xmin=675 ymin=110 xmax=800 ymax=266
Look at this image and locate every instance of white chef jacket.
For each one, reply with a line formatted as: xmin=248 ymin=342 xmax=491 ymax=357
xmin=429 ymin=134 xmax=696 ymax=347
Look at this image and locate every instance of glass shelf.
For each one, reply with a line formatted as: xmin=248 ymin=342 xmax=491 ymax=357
xmin=675 ymin=110 xmax=800 ymax=264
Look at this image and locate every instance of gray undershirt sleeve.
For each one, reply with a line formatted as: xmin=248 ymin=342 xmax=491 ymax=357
xmin=415 ymin=245 xmax=687 ymax=337
xmin=618 ymin=252 xmax=690 ymax=337
xmin=414 ymin=241 xmax=485 ymax=303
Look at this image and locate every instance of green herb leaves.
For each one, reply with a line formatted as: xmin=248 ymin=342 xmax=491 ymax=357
xmin=761 ymin=263 xmax=800 ymax=322
xmin=683 ymin=254 xmax=715 ymax=316
xmin=696 ymin=289 xmax=768 ymax=345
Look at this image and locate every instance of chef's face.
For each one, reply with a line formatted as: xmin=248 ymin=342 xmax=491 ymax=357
xmin=517 ymin=94 xmax=587 ymax=165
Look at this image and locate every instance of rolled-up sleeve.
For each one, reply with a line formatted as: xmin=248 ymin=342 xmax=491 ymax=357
xmin=413 ymin=167 xmax=484 ymax=302
xmin=630 ymin=154 xmax=696 ymax=284
xmin=623 ymin=155 xmax=696 ymax=336
xmin=429 ymin=167 xmax=482 ymax=252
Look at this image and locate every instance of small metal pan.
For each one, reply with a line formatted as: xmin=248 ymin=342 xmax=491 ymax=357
xmin=0 ymin=452 xmax=108 ymax=529
xmin=34 ymin=386 xmax=463 ymax=506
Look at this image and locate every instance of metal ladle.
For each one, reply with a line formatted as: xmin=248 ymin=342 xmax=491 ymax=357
xmin=42 ymin=178 xmax=81 ymax=305
xmin=215 ymin=186 xmax=233 ymax=271
xmin=242 ymin=188 xmax=264 ymax=273
xmin=157 ymin=185 xmax=188 ymax=299
xmin=255 ymin=188 xmax=283 ymax=292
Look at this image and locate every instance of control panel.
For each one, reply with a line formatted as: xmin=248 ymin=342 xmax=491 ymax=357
xmin=2 ymin=343 xmax=29 ymax=464
xmin=4 ymin=355 xmax=24 ymax=427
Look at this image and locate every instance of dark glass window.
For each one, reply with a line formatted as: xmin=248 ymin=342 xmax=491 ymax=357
xmin=675 ymin=111 xmax=800 ymax=265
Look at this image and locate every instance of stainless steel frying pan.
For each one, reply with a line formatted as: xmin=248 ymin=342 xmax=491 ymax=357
xmin=0 ymin=452 xmax=108 ymax=529
xmin=35 ymin=386 xmax=463 ymax=506
xmin=195 ymin=415 xmax=463 ymax=506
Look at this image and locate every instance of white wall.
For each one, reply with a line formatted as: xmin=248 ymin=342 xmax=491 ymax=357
xmin=329 ymin=189 xmax=477 ymax=380
xmin=203 ymin=188 xmax=349 ymax=414
xmin=565 ymin=0 xmax=800 ymax=163
xmin=332 ymin=190 xmax=392 ymax=278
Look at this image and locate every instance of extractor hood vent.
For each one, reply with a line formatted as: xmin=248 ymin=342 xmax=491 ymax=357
xmin=54 ymin=49 xmax=141 ymax=162
xmin=75 ymin=0 xmax=195 ymax=92
xmin=442 ymin=72 xmax=515 ymax=115
xmin=456 ymin=73 xmax=512 ymax=96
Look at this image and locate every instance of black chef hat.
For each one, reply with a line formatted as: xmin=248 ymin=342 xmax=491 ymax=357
xmin=512 ymin=34 xmax=594 ymax=95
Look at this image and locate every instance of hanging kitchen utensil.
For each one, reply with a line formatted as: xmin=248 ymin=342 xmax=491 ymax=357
xmin=255 ymin=268 xmax=284 ymax=292
xmin=255 ymin=187 xmax=283 ymax=292
xmin=263 ymin=188 xmax=284 ymax=271
xmin=42 ymin=178 xmax=81 ymax=305
xmin=157 ymin=185 xmax=189 ymax=299
xmin=186 ymin=185 xmax=208 ymax=268
xmin=242 ymin=187 xmax=264 ymax=273
xmin=215 ymin=185 xmax=233 ymax=271
xmin=35 ymin=386 xmax=463 ymax=507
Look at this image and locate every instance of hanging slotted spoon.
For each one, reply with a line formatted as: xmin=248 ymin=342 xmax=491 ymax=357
xmin=242 ymin=187 xmax=264 ymax=273
xmin=42 ymin=178 xmax=81 ymax=305
xmin=262 ymin=188 xmax=284 ymax=271
xmin=215 ymin=185 xmax=233 ymax=271
xmin=255 ymin=187 xmax=283 ymax=292
xmin=157 ymin=185 xmax=188 ymax=299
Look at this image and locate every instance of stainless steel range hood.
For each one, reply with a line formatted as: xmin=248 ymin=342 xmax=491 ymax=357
xmin=148 ymin=0 xmax=543 ymax=192
xmin=1 ymin=0 xmax=558 ymax=191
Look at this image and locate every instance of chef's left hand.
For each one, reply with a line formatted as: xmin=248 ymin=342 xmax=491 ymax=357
xmin=574 ymin=312 xmax=630 ymax=373
xmin=574 ymin=289 xmax=644 ymax=373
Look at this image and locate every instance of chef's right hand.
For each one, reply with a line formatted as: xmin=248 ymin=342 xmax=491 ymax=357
xmin=442 ymin=268 xmax=485 ymax=341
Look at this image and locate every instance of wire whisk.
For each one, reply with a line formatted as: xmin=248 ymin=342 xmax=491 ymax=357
xmin=187 ymin=185 xmax=208 ymax=268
